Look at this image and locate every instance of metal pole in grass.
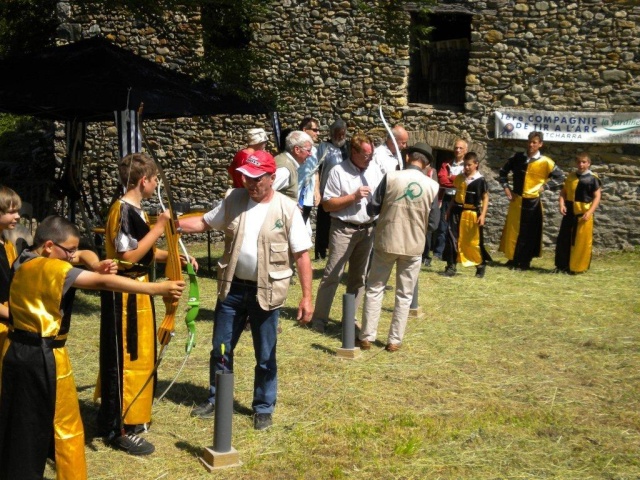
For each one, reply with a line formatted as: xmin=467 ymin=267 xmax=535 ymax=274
xmin=337 ymin=293 xmax=362 ymax=359
xmin=409 ymin=278 xmax=423 ymax=318
xmin=200 ymin=346 xmax=241 ymax=471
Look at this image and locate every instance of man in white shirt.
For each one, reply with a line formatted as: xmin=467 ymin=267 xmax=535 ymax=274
xmin=179 ymin=150 xmax=313 ymax=430
xmin=311 ymin=133 xmax=384 ymax=333
xmin=371 ymin=125 xmax=409 ymax=175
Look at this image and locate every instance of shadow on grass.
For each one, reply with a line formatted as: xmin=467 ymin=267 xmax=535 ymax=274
xmin=69 ymin=294 xmax=101 ymax=315
xmin=197 ymin=307 xmax=216 ymax=322
xmin=79 ymin=380 xmax=255 ymax=445
xmin=310 ymin=343 xmax=336 ymax=355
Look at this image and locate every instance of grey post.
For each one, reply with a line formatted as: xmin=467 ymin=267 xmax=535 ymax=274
xmin=213 ymin=370 xmax=234 ymax=453
xmin=341 ymin=293 xmax=356 ymax=349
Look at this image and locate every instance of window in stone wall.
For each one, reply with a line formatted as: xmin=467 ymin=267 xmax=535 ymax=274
xmin=409 ymin=12 xmax=472 ymax=108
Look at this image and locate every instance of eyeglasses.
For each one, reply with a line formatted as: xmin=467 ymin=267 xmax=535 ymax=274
xmin=53 ymin=242 xmax=78 ymax=257
xmin=306 ymin=128 xmax=320 ymax=132
xmin=297 ymin=146 xmax=313 ymax=153
xmin=352 ymin=150 xmax=373 ymax=160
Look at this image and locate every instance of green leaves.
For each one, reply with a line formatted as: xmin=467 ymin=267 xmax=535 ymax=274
xmin=0 ymin=0 xmax=57 ymax=58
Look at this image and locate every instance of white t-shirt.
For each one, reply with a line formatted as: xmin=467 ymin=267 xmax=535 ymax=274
xmin=203 ymin=194 xmax=312 ymax=281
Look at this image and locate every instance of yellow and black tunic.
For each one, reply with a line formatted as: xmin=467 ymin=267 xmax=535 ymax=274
xmin=498 ymin=152 xmax=564 ymax=267
xmin=0 ymin=239 xmax=17 ymax=353
xmin=444 ymin=174 xmax=491 ymax=267
xmin=0 ymin=253 xmax=85 ymax=480
xmin=95 ymin=200 xmax=156 ymax=436
xmin=554 ymin=171 xmax=601 ymax=273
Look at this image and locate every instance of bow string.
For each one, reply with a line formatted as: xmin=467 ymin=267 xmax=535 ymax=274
xmin=123 ymin=104 xmax=199 ymax=414
xmin=378 ymin=98 xmax=403 ymax=170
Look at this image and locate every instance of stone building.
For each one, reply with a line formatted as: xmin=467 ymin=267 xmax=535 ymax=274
xmin=36 ymin=1 xmax=640 ymax=249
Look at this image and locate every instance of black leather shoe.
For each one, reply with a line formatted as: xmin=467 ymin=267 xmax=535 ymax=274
xmin=190 ymin=401 xmax=215 ymax=418
xmin=254 ymin=413 xmax=273 ymax=430
xmin=475 ymin=265 xmax=486 ymax=278
xmin=442 ymin=265 xmax=456 ymax=277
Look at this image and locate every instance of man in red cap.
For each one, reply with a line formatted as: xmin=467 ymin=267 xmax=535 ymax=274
xmin=178 ymin=150 xmax=313 ymax=430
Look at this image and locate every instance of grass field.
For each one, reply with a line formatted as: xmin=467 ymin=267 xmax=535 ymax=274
xmin=45 ymin=244 xmax=640 ymax=479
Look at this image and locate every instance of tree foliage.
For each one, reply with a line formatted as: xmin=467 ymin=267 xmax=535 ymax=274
xmin=0 ymin=0 xmax=433 ymax=103
xmin=0 ymin=0 xmax=58 ymax=58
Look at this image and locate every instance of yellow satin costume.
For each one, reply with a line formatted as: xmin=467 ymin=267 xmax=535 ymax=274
xmin=498 ymin=153 xmax=564 ymax=267
xmin=0 ymin=255 xmax=86 ymax=480
xmin=95 ymin=200 xmax=156 ymax=434
xmin=451 ymin=175 xmax=489 ymax=267
xmin=554 ymin=171 xmax=601 ymax=273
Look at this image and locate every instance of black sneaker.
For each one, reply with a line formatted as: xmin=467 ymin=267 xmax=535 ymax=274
xmin=108 ymin=432 xmax=155 ymax=456
xmin=254 ymin=413 xmax=273 ymax=431
xmin=126 ymin=423 xmax=149 ymax=435
xmin=190 ymin=401 xmax=215 ymax=418
xmin=475 ymin=265 xmax=486 ymax=278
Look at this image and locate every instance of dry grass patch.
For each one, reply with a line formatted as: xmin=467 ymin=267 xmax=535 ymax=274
xmin=42 ymin=245 xmax=640 ymax=479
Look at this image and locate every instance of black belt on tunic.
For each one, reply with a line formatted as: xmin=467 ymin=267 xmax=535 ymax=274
xmin=9 ymin=328 xmax=66 ymax=348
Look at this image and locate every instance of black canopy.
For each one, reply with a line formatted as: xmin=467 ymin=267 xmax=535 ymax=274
xmin=0 ymin=37 xmax=266 ymax=121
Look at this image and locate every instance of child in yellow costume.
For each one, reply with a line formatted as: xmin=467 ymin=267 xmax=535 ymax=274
xmin=554 ymin=152 xmax=602 ymax=273
xmin=0 ymin=216 xmax=184 ymax=480
xmin=443 ymin=152 xmax=491 ymax=278
xmin=0 ymin=186 xmax=21 ymax=352
xmin=96 ymin=152 xmax=196 ymax=455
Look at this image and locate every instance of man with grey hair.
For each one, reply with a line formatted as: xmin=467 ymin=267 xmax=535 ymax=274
xmin=371 ymin=125 xmax=409 ymax=175
xmin=273 ymin=130 xmax=313 ymax=201
xmin=315 ymin=119 xmax=349 ymax=260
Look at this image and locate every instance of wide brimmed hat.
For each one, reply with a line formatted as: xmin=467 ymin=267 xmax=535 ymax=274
xmin=406 ymin=142 xmax=434 ymax=163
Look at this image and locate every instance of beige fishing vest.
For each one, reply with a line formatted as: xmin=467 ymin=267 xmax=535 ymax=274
xmin=217 ymin=188 xmax=297 ymax=310
xmin=374 ymin=168 xmax=439 ymax=256
xmin=274 ymin=152 xmax=299 ymax=201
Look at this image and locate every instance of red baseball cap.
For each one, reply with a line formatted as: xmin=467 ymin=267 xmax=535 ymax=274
xmin=236 ymin=150 xmax=276 ymax=178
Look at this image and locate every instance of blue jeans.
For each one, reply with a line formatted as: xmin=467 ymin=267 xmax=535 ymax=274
xmin=433 ymin=195 xmax=453 ymax=257
xmin=207 ymin=281 xmax=279 ymax=414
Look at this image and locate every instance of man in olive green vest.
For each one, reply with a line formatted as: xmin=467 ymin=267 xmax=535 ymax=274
xmin=273 ymin=131 xmax=314 ymax=201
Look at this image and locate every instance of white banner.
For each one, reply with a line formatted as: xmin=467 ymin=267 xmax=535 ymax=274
xmin=495 ymin=109 xmax=640 ymax=144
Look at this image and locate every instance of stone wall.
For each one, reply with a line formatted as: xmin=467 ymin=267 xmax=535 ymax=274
xmin=57 ymin=0 xmax=639 ymax=249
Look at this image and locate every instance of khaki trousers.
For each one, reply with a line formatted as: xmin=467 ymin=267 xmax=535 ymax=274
xmin=312 ymin=219 xmax=374 ymax=326
xmin=360 ymin=249 xmax=422 ymax=346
